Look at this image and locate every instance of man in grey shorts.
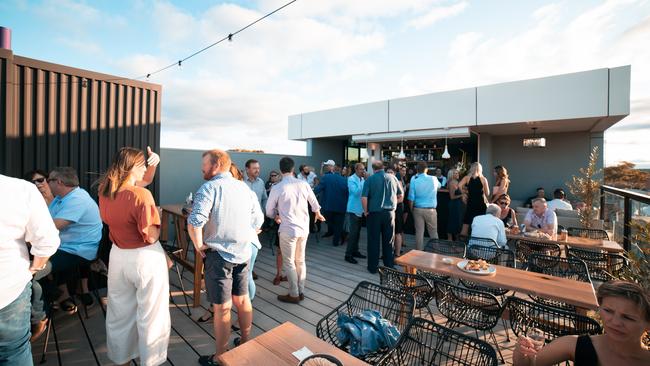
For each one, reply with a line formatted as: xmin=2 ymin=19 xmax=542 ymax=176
xmin=187 ymin=149 xmax=264 ymax=366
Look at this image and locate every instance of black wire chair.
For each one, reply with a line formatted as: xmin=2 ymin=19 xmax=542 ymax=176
xmin=506 ymin=296 xmax=602 ymax=343
xmin=514 ymin=239 xmax=561 ymax=269
xmin=566 ymin=227 xmax=609 ymax=240
xmin=316 ymin=281 xmax=415 ymax=364
xmin=461 ymin=245 xmax=515 ymax=341
xmin=377 ymin=317 xmax=498 ymax=366
xmin=433 ymin=280 xmax=507 ymax=363
xmin=527 ymin=253 xmax=592 ymax=311
xmin=566 ymin=247 xmax=629 ymax=282
xmin=378 ymin=266 xmax=436 ymax=320
xmin=467 ymin=236 xmax=500 ymax=249
xmin=428 ymin=238 xmax=467 ymax=258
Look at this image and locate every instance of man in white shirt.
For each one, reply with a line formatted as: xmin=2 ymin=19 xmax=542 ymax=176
xmin=0 ymin=174 xmax=60 ymax=365
xmin=547 ymin=188 xmax=573 ymax=211
xmin=297 ymin=164 xmax=317 ymax=188
xmin=524 ymin=198 xmax=558 ymax=239
xmin=470 ymin=203 xmax=507 ymax=248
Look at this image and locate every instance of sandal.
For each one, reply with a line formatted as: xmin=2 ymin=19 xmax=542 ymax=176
xmin=197 ymin=310 xmax=213 ymax=323
xmin=273 ymin=276 xmax=282 ymax=285
xmin=59 ymin=298 xmax=77 ymax=314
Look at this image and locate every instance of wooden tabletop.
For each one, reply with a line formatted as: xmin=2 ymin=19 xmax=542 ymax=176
xmin=396 ymin=250 xmax=599 ymax=310
xmin=506 ymin=233 xmax=624 ymax=253
xmin=218 ymin=322 xmax=370 ymax=366
xmin=160 ymin=203 xmax=188 ymax=217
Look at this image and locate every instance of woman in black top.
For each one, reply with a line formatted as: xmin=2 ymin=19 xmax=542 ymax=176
xmin=458 ymin=162 xmax=490 ymax=236
xmin=496 ymin=193 xmax=517 ymax=228
xmin=513 ymin=280 xmax=650 ymax=366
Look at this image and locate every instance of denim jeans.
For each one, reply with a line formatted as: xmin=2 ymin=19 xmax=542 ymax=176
xmin=248 ymin=244 xmax=259 ymax=300
xmin=0 ymin=282 xmax=33 ymax=366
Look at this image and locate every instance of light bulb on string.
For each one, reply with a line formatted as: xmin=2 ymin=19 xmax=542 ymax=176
xmin=398 ymin=134 xmax=406 ymax=160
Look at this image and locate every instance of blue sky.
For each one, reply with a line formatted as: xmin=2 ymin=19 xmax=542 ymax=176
xmin=2 ymin=0 xmax=650 ymax=167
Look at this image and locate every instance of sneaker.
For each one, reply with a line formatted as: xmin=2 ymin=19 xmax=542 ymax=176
xmin=277 ymin=294 xmax=301 ymax=304
xmin=198 ymin=354 xmax=221 ymax=366
xmin=59 ymin=298 xmax=77 ymax=314
xmin=352 ymin=252 xmax=367 ymax=259
xmin=344 ymin=256 xmax=358 ymax=264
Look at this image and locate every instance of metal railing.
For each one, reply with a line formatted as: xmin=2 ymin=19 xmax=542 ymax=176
xmin=600 ymin=185 xmax=650 ymax=251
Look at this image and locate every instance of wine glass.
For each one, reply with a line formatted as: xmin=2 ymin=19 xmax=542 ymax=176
xmin=527 ymin=328 xmax=546 ymax=352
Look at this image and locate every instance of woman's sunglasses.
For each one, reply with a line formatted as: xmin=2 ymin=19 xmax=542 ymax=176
xmin=498 ymin=201 xmax=508 ymax=206
xmin=31 ymin=177 xmax=46 ymax=184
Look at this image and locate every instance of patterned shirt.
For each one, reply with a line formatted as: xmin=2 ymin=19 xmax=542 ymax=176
xmin=188 ymin=172 xmax=264 ymax=264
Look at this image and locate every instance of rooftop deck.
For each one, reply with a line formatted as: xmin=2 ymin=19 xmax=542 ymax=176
xmin=32 ymin=231 xmax=519 ymax=365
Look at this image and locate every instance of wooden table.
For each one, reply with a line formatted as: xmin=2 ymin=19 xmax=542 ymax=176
xmin=506 ymin=233 xmax=624 ymax=253
xmin=396 ymin=250 xmax=599 ymax=310
xmin=217 ymin=322 xmax=370 ymax=366
xmin=160 ymin=204 xmax=203 ymax=308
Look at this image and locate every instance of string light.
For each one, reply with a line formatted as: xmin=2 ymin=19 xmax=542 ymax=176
xmin=6 ymin=0 xmax=298 ymax=86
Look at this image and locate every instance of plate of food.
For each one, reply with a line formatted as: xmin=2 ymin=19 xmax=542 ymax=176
xmin=456 ymin=259 xmax=496 ymax=275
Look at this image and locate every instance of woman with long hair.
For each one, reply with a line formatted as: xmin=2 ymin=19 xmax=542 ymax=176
xmin=513 ymin=280 xmax=650 ymax=365
xmin=491 ymin=165 xmax=510 ymax=203
xmin=446 ymin=168 xmax=464 ymax=240
xmin=98 ymin=147 xmax=170 ymax=366
xmin=458 ymin=162 xmax=490 ymax=237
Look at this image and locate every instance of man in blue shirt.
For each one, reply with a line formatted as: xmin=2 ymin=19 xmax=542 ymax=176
xmin=408 ymin=162 xmax=441 ymax=250
xmin=344 ymin=163 xmax=367 ymax=264
xmin=314 ymin=161 xmax=349 ymax=247
xmin=362 ymin=161 xmax=403 ymax=274
xmin=47 ymin=167 xmax=103 ymax=311
xmin=188 ymin=149 xmax=264 ymax=364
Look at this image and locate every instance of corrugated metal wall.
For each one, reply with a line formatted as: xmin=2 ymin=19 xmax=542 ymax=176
xmin=1 ymin=48 xmax=162 ymax=200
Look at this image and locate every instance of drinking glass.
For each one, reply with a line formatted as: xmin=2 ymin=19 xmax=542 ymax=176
xmin=528 ymin=328 xmax=546 ymax=351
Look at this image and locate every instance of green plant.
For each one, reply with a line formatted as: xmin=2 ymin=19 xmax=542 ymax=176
xmin=567 ymin=146 xmax=601 ymax=229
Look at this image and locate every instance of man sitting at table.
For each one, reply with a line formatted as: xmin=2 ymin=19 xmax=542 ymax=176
xmin=46 ymin=167 xmax=103 ymax=312
xmin=470 ymin=203 xmax=507 ymax=248
xmin=547 ymin=188 xmax=573 ymax=211
xmin=524 ymin=198 xmax=558 ymax=239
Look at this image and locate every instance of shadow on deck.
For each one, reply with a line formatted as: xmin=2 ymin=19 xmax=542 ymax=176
xmin=32 ymin=232 xmax=518 ymax=365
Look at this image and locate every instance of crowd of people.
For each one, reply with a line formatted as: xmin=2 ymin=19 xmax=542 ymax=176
xmin=2 ymin=146 xmax=648 ymax=366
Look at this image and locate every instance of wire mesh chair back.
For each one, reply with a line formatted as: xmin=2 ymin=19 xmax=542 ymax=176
xmin=433 ymin=280 xmax=504 ymax=331
xmin=377 ymin=317 xmax=498 ymax=366
xmin=428 ymin=238 xmax=467 ymax=258
xmin=566 ymin=247 xmax=629 ymax=282
xmin=460 ymin=246 xmax=514 ymax=297
xmin=467 ymin=236 xmax=499 ymax=249
xmin=315 ymin=281 xmax=415 ymax=363
xmin=527 ymin=253 xmax=592 ymax=310
xmin=515 ymin=239 xmax=561 ymax=269
xmin=506 ymin=296 xmax=602 ymax=342
xmin=566 ymin=227 xmax=609 ymax=240
xmin=378 ymin=266 xmax=435 ymax=312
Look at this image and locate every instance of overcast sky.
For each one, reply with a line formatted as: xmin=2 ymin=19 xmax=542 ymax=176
xmin=3 ymin=0 xmax=650 ymax=167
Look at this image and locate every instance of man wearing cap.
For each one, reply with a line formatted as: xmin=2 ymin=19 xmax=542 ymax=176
xmin=314 ymin=160 xmax=348 ymax=247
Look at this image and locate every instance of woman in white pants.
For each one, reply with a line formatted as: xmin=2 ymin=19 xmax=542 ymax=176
xmin=98 ymin=147 xmax=170 ymax=366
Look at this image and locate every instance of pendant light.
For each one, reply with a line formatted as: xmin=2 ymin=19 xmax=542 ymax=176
xmin=442 ymin=128 xmax=451 ymax=159
xmin=398 ymin=134 xmax=406 ymax=160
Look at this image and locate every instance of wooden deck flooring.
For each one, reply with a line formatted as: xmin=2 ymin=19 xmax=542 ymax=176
xmin=32 ymin=232 xmax=518 ymax=365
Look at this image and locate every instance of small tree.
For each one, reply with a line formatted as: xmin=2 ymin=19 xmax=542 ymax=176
xmin=567 ymin=146 xmax=601 ymax=229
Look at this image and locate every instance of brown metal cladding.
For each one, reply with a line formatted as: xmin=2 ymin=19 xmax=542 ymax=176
xmin=0 ymin=48 xmax=162 ymax=200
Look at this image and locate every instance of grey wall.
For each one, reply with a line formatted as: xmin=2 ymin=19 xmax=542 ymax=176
xmin=159 ymin=139 xmax=341 ymax=205
xmin=490 ymin=131 xmax=603 ymax=202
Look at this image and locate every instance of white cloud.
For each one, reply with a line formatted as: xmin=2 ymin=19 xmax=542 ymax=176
xmin=408 ymin=1 xmax=468 ymax=29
